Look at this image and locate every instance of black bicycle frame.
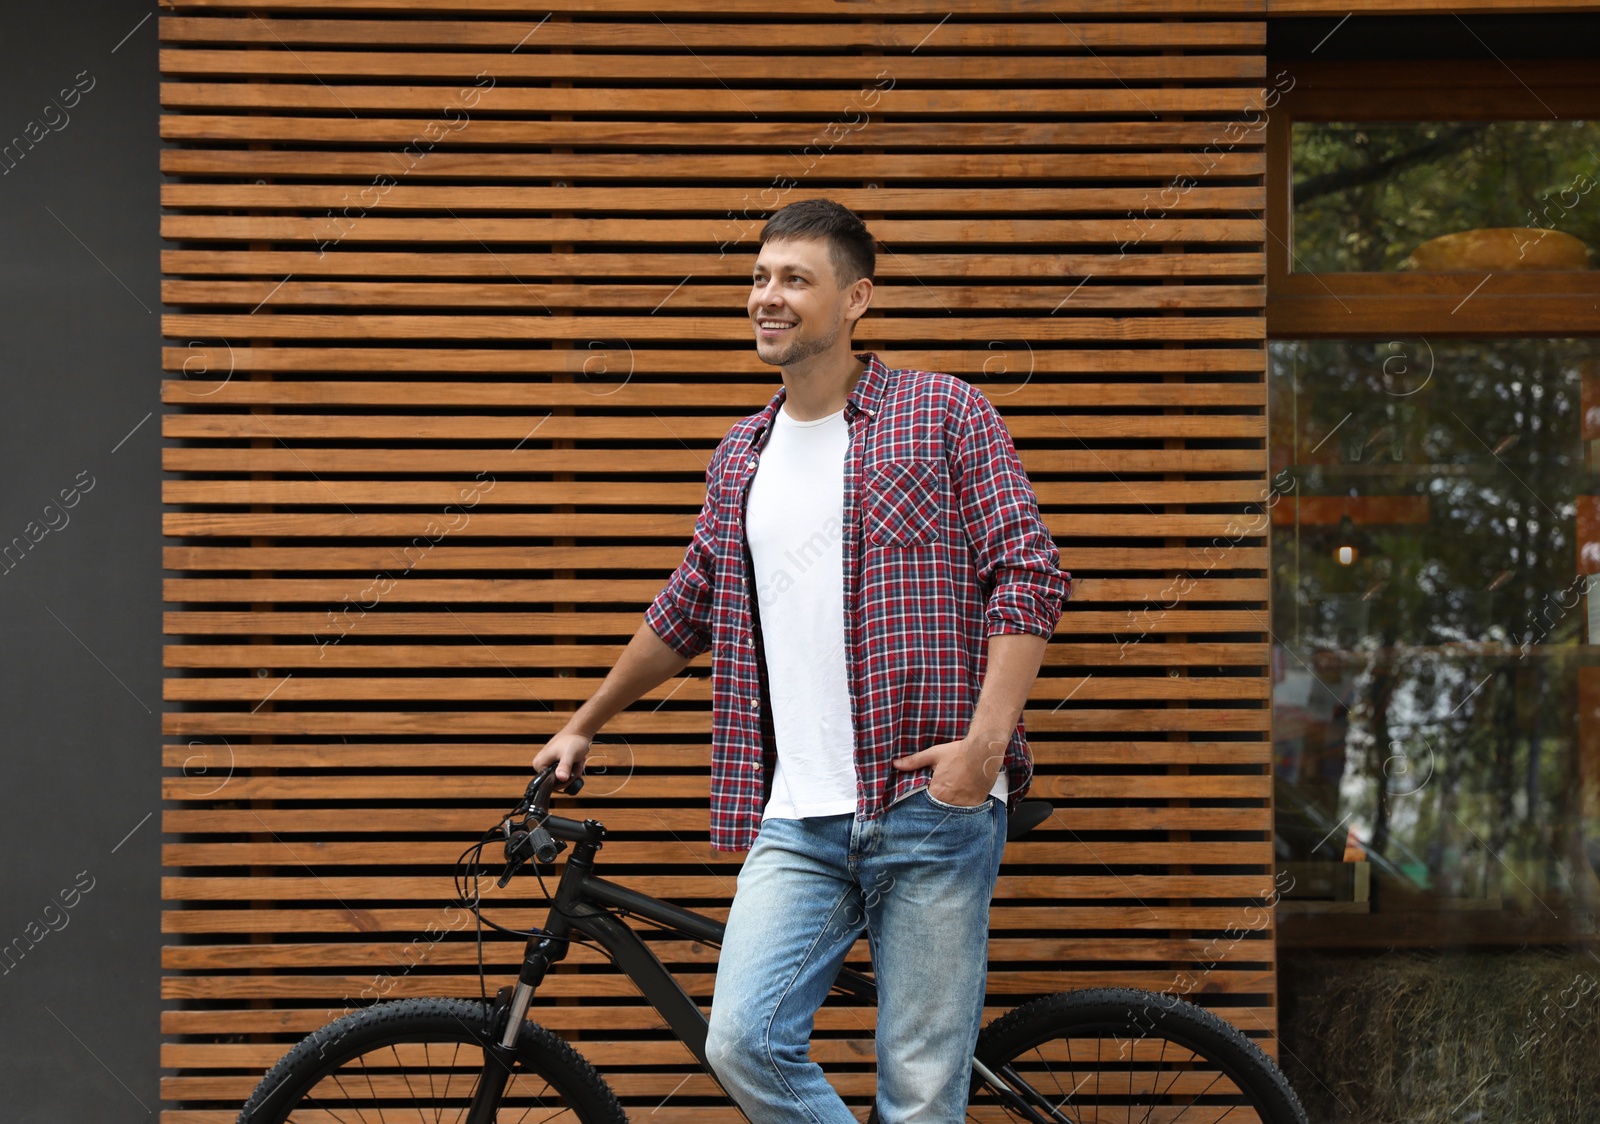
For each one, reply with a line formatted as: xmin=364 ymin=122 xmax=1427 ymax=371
xmin=475 ymin=812 xmax=1062 ymax=1124
xmin=501 ymin=814 xmax=878 ymax=1071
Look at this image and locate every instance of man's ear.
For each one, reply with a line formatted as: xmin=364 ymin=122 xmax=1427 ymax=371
xmin=847 ymin=276 xmax=874 ymax=323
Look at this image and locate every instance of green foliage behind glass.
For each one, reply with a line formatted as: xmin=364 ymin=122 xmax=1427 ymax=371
xmin=1292 ymin=120 xmax=1600 ymax=271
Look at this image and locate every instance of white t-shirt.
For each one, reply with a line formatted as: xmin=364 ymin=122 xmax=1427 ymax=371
xmin=746 ymin=403 xmax=859 ymax=820
xmin=746 ymin=401 xmax=1005 ymax=821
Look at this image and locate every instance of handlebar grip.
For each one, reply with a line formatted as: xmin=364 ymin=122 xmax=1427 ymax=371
xmin=531 ymin=826 xmax=562 ymax=865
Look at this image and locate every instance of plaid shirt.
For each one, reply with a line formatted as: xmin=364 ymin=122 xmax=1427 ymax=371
xmin=645 ymin=352 xmax=1069 ymax=851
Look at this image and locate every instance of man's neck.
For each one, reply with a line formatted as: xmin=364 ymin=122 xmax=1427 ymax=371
xmin=779 ymin=351 xmax=866 ymax=421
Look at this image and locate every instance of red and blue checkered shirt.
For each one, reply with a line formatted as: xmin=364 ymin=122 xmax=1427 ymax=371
xmin=645 ymin=352 xmax=1070 ymax=851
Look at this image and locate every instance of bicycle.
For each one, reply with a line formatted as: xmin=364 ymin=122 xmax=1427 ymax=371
xmin=238 ymin=766 xmax=1309 ymax=1123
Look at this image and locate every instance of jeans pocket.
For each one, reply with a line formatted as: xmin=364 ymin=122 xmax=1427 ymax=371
xmin=921 ymin=787 xmax=992 ymax=814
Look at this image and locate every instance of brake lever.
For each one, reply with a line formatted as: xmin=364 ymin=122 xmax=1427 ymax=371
xmin=496 ymin=769 xmax=582 ymax=886
xmin=497 ymin=827 xmax=537 ymax=889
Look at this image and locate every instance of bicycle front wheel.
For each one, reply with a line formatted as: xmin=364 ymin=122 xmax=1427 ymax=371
xmin=238 ymin=996 xmax=627 ymax=1124
xmin=971 ymin=988 xmax=1308 ymax=1124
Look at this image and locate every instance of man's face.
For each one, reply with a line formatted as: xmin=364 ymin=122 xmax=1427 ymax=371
xmin=747 ymin=238 xmax=865 ymax=370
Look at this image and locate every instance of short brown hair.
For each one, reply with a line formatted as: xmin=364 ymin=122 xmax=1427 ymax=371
xmin=758 ymin=199 xmax=875 ymax=287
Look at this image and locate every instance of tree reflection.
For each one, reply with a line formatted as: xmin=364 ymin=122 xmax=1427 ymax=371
xmin=1270 ymin=337 xmax=1599 ymax=925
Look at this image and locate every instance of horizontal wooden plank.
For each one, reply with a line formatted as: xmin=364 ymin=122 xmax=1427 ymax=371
xmin=158 ymin=347 xmax=1267 ymax=381
xmin=162 ymin=545 xmax=684 ymax=571
xmin=164 ymin=1030 xmax=1291 ymax=1075
xmin=154 ymin=0 xmax=1260 ymax=16
xmin=160 ymin=148 xmax=1268 ymax=186
xmin=164 ymin=1048 xmax=1288 ymax=1100
xmin=172 ymin=1024 xmax=1312 ymax=1075
xmin=159 ymin=84 xmax=1271 ymax=116
xmin=168 ymin=1049 xmax=1284 ymax=1101
xmin=161 ymin=251 xmax=1268 ymax=283
xmin=161 ymin=609 xmax=1269 ymax=637
xmin=155 ymin=1109 xmax=742 ymax=1124
xmin=156 ymin=739 xmax=1272 ymax=772
xmin=157 ymin=768 xmax=1269 ymax=804
xmin=161 ymin=512 xmax=1273 ymax=540
xmin=162 ymin=639 xmax=1269 ymax=668
xmin=162 ymin=448 xmax=1271 ymax=475
xmin=160 ymin=114 xmax=1273 ymax=149
xmin=1268 ymin=292 xmax=1600 ymax=338
xmin=157 ymin=42 xmax=1267 ymax=82
xmin=162 ymin=280 xmax=1264 ymax=314
xmin=160 ymin=412 xmax=1265 ymax=440
xmin=161 ymin=932 xmax=1271 ymax=974
xmin=159 ymin=575 xmax=1260 ymax=604
xmin=162 ymin=874 xmax=1274 ymax=905
xmin=162 ymin=968 xmax=1273 ymax=1006
xmin=157 ymin=16 xmax=1266 ymax=50
xmin=163 ymin=838 xmax=1269 ymax=867
xmin=159 ymin=806 xmax=1260 ymax=838
xmin=165 ymin=1011 xmax=1286 ymax=1082
xmin=160 ymin=903 xmax=1279 ymax=941
xmin=160 ymin=378 xmax=1266 ymax=409
xmin=163 ymin=475 xmax=1271 ymax=509
xmin=160 ymin=314 xmax=1265 ymax=345
xmin=164 ymin=610 xmax=641 ymax=635
xmin=159 ymin=545 xmax=1267 ymax=573
xmin=161 ymin=672 xmax=1266 ymax=704
xmin=160 ymin=706 xmax=1269 ymax=737
xmin=162 ymin=212 xmax=1264 ymax=244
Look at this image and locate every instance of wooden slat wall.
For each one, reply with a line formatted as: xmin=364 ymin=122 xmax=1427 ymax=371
xmin=157 ymin=3 xmax=1275 ymax=1119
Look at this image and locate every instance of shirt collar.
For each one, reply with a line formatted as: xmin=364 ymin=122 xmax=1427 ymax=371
xmin=747 ymin=351 xmax=890 ymax=449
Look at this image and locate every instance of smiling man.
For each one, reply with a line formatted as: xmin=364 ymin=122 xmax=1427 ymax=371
xmin=533 ymin=198 xmax=1069 ymax=1122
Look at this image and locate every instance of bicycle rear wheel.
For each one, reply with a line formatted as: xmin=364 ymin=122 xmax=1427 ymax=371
xmin=969 ymin=988 xmax=1307 ymax=1124
xmin=237 ymin=996 xmax=626 ymax=1124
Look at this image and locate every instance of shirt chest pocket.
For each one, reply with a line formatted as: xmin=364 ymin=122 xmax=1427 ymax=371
xmin=862 ymin=458 xmax=945 ymax=546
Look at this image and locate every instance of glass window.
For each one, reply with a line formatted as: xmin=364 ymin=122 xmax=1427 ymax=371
xmin=1291 ymin=121 xmax=1600 ymax=272
xmin=1269 ymin=336 xmax=1600 ymax=1118
xmin=1270 ymin=336 xmax=1597 ymax=921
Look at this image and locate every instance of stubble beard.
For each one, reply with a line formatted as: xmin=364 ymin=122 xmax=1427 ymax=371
xmin=755 ymin=318 xmax=840 ymax=369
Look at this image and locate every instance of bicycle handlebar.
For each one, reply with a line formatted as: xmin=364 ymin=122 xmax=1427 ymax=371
xmin=496 ymin=766 xmax=585 ymax=887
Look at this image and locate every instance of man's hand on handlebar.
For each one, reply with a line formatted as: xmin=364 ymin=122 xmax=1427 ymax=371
xmin=532 ymin=730 xmax=593 ymax=784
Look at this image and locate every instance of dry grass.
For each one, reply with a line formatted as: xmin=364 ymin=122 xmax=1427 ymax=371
xmin=1278 ymin=949 xmax=1600 ymax=1123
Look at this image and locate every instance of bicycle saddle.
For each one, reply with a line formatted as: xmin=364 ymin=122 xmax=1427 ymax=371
xmin=1005 ymin=799 xmax=1053 ymax=841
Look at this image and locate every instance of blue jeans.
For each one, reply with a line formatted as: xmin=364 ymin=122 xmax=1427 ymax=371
xmin=705 ymin=788 xmax=1008 ymax=1123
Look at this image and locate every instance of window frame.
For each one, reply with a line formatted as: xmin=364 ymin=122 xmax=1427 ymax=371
xmin=1265 ymin=58 xmax=1600 ymax=339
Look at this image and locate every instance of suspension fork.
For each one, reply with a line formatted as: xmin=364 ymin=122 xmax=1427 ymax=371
xmin=459 ymin=933 xmax=564 ymax=1123
xmin=465 ymin=838 xmax=595 ymax=1122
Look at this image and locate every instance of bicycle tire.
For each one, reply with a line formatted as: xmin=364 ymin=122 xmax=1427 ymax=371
xmin=237 ymin=996 xmax=627 ymax=1124
xmin=968 ymin=987 xmax=1308 ymax=1124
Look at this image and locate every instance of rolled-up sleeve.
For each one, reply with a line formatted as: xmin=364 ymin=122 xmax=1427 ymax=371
xmin=643 ymin=444 xmax=723 ymax=658
xmin=952 ymin=388 xmax=1070 ymax=638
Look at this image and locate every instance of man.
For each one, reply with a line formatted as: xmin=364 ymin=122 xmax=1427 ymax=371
xmin=533 ymin=198 xmax=1068 ymax=1122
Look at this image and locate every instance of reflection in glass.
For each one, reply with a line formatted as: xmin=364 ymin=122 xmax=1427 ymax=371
xmin=1269 ymin=337 xmax=1600 ymax=1121
xmin=1270 ymin=337 xmax=1597 ymax=928
xmin=1292 ymin=121 xmax=1600 ymax=272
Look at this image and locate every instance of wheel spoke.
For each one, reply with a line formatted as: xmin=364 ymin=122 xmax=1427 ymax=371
xmin=1137 ymin=1033 xmax=1167 ymax=1124
xmin=244 ymin=999 xmax=621 ymax=1124
xmin=1167 ymin=1066 xmax=1227 ymax=1122
xmin=971 ymin=991 xmax=1304 ymax=1124
xmin=503 ymin=1067 xmax=567 ymax=1124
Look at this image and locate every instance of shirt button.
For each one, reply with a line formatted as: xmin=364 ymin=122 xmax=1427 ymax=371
xmin=748 ymin=456 xmax=758 ymax=468
xmin=750 ymin=698 xmax=760 ymax=710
